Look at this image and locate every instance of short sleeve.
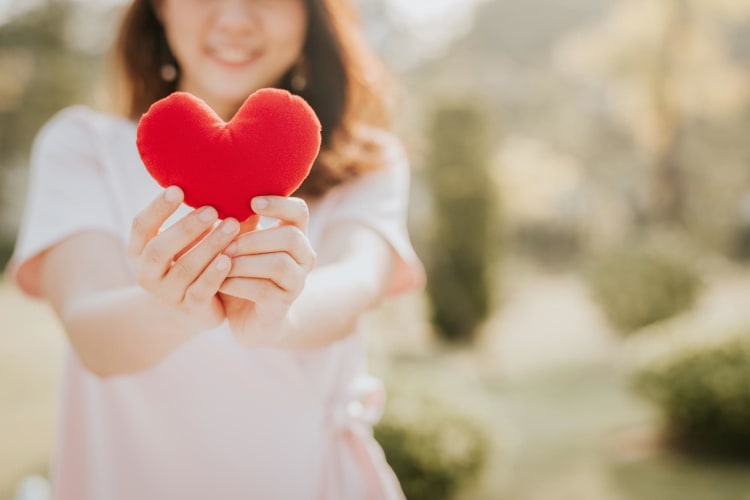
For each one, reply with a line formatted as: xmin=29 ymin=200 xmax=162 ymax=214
xmin=7 ymin=106 xmax=120 ymax=298
xmin=324 ymin=133 xmax=425 ymax=296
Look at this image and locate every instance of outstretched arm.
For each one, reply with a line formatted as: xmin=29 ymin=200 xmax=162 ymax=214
xmin=219 ymin=196 xmax=394 ymax=350
xmin=39 ymin=188 xmax=239 ymax=377
xmin=279 ymin=222 xmax=394 ymax=349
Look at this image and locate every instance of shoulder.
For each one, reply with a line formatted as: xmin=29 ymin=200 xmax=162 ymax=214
xmin=33 ymin=106 xmax=134 ymax=166
xmin=354 ymin=125 xmax=409 ymax=171
xmin=323 ymin=127 xmax=412 ymax=207
xmin=345 ymin=125 xmax=411 ymax=192
xmin=36 ymin=105 xmax=132 ymax=146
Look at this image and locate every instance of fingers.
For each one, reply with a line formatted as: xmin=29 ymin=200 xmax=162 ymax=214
xmin=224 ymin=226 xmax=316 ymax=269
xmin=226 ymin=253 xmax=305 ymax=293
xmin=174 ymin=226 xmax=213 ymax=262
xmin=220 ymin=276 xmax=289 ymax=305
xmin=128 ymin=186 xmax=183 ymax=260
xmin=251 ymin=196 xmax=309 ymax=233
xmin=182 ymin=253 xmax=232 ymax=307
xmin=163 ymin=218 xmax=240 ymax=297
xmin=138 ymin=206 xmax=219 ymax=283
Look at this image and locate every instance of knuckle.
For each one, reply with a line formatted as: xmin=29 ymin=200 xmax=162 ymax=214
xmin=203 ymin=263 xmax=226 ymax=286
xmin=287 ymin=227 xmax=311 ymax=261
xmin=293 ymin=226 xmax=307 ymax=244
xmin=143 ymin=240 xmax=168 ymax=266
xmin=250 ymin=280 xmax=271 ymax=302
xmin=283 ymin=226 xmax=304 ymax=248
xmin=183 ymin=286 xmax=204 ymax=306
xmin=272 ymin=254 xmax=295 ymax=276
xmin=292 ymin=197 xmax=309 ymax=217
xmin=259 ymin=281 xmax=278 ymax=302
xmin=171 ymin=259 xmax=195 ymax=282
xmin=131 ymin=214 xmax=149 ymax=237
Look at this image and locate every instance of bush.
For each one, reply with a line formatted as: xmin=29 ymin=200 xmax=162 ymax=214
xmin=422 ymin=101 xmax=500 ymax=343
xmin=0 ymin=237 xmax=14 ymax=272
xmin=634 ymin=339 xmax=750 ymax=458
xmin=375 ymin=380 xmax=492 ymax=500
xmin=584 ymin=245 xmax=702 ymax=332
xmin=513 ymin=222 xmax=581 ymax=268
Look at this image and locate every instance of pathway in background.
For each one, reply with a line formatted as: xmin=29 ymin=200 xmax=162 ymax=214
xmin=477 ymin=266 xmax=618 ymax=379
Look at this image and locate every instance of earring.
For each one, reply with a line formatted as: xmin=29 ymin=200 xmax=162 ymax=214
xmin=290 ymin=58 xmax=308 ymax=92
xmin=160 ymin=63 xmax=178 ymax=82
xmin=160 ymin=33 xmax=178 ymax=82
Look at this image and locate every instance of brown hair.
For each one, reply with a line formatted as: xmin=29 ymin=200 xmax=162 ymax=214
xmin=111 ymin=0 xmax=393 ymax=198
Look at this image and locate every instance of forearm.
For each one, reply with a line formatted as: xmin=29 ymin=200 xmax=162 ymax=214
xmin=277 ymin=251 xmax=392 ymax=350
xmin=61 ymin=286 xmax=203 ymax=377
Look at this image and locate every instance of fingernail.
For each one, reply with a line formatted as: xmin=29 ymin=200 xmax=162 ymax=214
xmin=165 ymin=186 xmax=181 ymax=202
xmin=215 ymin=254 xmax=230 ymax=271
xmin=222 ymin=219 xmax=238 ymax=234
xmin=199 ymin=207 xmax=217 ymax=222
xmin=225 ymin=242 xmax=238 ymax=255
xmin=252 ymin=197 xmax=268 ymax=210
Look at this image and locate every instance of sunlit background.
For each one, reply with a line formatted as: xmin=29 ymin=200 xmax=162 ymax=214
xmin=3 ymin=0 xmax=750 ymax=499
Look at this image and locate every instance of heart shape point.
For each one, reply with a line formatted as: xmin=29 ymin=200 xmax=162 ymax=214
xmin=136 ymin=88 xmax=322 ymax=221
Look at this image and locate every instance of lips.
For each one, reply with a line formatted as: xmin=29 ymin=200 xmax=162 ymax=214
xmin=209 ymin=47 xmax=260 ymax=66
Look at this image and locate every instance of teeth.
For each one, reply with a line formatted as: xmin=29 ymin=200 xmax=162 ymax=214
xmin=213 ymin=48 xmax=253 ymax=64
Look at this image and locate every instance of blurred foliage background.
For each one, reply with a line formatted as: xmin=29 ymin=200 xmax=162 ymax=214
xmin=3 ymin=0 xmax=750 ymax=499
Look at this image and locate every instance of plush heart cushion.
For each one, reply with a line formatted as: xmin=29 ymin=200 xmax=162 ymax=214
xmin=136 ymin=88 xmax=321 ymax=221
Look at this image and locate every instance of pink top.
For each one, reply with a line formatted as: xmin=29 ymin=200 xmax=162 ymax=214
xmin=9 ymin=106 xmax=425 ymax=500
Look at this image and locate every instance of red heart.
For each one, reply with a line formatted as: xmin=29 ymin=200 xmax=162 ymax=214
xmin=136 ymin=88 xmax=321 ymax=221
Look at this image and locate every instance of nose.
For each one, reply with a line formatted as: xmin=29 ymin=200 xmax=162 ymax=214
xmin=214 ymin=0 xmax=261 ymax=35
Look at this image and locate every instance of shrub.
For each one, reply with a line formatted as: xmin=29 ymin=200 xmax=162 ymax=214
xmin=0 ymin=237 xmax=14 ymax=272
xmin=634 ymin=339 xmax=750 ymax=458
xmin=422 ymin=101 xmax=500 ymax=343
xmin=375 ymin=380 xmax=492 ymax=500
xmin=585 ymin=245 xmax=702 ymax=332
xmin=513 ymin=221 xmax=581 ymax=268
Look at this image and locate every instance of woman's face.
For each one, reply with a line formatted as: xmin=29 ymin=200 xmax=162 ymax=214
xmin=159 ymin=0 xmax=308 ymax=120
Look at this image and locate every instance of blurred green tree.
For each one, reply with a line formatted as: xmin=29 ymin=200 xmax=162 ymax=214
xmin=0 ymin=0 xmax=103 ymax=265
xmin=0 ymin=0 xmax=97 ymax=164
xmin=423 ymin=101 xmax=499 ymax=343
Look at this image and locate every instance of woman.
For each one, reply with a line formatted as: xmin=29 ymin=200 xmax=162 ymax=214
xmin=9 ymin=0 xmax=424 ymax=498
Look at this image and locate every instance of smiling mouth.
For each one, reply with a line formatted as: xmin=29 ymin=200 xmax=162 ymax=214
xmin=210 ymin=48 xmax=260 ymax=66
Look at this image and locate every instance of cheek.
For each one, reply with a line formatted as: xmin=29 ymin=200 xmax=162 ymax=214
xmin=161 ymin=12 xmax=200 ymax=64
xmin=271 ymin=6 xmax=307 ymax=55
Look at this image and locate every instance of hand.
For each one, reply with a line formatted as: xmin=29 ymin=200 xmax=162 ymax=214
xmin=126 ymin=186 xmax=241 ymax=332
xmin=219 ymin=196 xmax=316 ymax=348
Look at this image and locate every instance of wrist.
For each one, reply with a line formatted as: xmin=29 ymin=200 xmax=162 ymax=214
xmin=271 ymin=307 xmax=300 ymax=349
xmin=143 ymin=288 xmax=222 ymax=336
